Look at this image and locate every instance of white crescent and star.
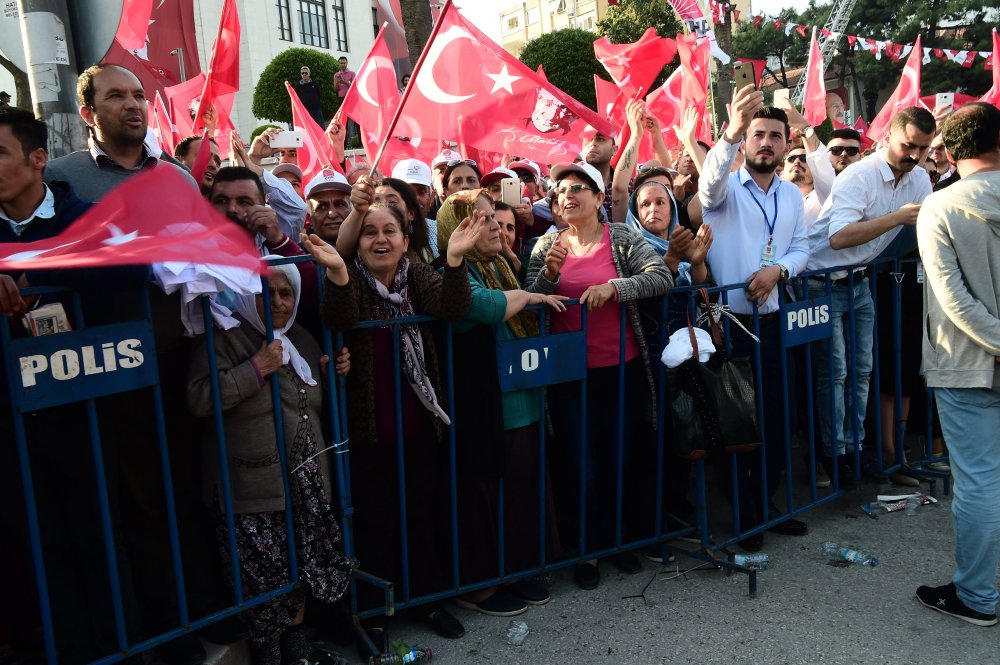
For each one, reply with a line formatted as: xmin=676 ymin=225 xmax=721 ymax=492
xmin=415 ymin=25 xmax=478 ymax=104
xmin=486 ymin=65 xmax=520 ymax=94
xmin=357 ymin=55 xmax=394 ymax=107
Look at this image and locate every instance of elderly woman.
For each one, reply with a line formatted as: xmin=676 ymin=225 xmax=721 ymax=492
xmin=434 ymin=190 xmax=566 ymax=616
xmin=525 ymin=162 xmax=672 ymax=591
xmin=302 ymin=202 xmax=478 ymax=647
xmin=187 ymin=262 xmax=351 ymax=665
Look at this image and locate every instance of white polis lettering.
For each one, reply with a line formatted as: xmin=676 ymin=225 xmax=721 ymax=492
xmin=786 ymin=304 xmax=831 ymax=332
xmin=19 ymin=338 xmax=145 ymax=387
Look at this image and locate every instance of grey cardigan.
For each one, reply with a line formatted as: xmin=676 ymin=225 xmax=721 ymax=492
xmin=187 ymin=320 xmax=332 ymax=514
xmin=525 ymin=222 xmax=674 ymax=421
xmin=917 ymin=171 xmax=1000 ymax=389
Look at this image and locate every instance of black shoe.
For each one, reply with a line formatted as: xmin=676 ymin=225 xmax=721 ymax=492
xmin=156 ymin=634 xmax=206 ymax=665
xmin=573 ymin=562 xmax=600 ymax=590
xmin=739 ymin=533 xmax=764 ymax=552
xmin=606 ymin=551 xmax=642 ymax=574
xmin=916 ymin=582 xmax=998 ymax=626
xmin=455 ymin=588 xmax=528 ymax=617
xmin=506 ymin=578 xmax=551 ymax=605
xmin=428 ymin=608 xmax=465 ymax=639
xmin=768 ymin=518 xmax=808 ymax=536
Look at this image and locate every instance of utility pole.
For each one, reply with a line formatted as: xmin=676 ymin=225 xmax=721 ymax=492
xmin=17 ymin=0 xmax=86 ymax=157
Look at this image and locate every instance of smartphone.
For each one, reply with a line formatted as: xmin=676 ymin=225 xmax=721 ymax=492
xmin=270 ymin=130 xmax=303 ymax=149
xmin=733 ymin=61 xmax=756 ymax=91
xmin=773 ymin=88 xmax=790 ymax=106
xmin=500 ymin=178 xmax=521 ymax=206
xmin=935 ymin=92 xmax=955 ymax=114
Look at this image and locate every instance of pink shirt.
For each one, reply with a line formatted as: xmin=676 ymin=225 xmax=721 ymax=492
xmin=550 ymin=225 xmax=640 ymax=368
xmin=335 ymin=70 xmax=355 ymax=98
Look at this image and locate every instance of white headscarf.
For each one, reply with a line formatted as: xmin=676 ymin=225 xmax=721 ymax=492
xmin=233 ymin=260 xmax=316 ymax=386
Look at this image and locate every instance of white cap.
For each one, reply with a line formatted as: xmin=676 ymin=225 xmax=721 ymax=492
xmin=550 ymin=162 xmax=605 ymax=193
xmin=391 ymin=159 xmax=433 ymax=187
xmin=508 ymin=159 xmax=541 ymax=180
xmin=480 ymin=167 xmax=518 ymax=188
xmin=304 ymin=168 xmax=351 ymax=199
xmin=272 ymin=163 xmax=304 ymax=181
xmin=432 ymin=148 xmax=464 ymax=167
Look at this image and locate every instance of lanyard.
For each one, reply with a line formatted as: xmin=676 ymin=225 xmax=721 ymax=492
xmin=747 ymin=182 xmax=779 ymax=241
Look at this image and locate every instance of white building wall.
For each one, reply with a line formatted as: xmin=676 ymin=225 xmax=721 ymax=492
xmin=194 ymin=0 xmax=376 ymax=134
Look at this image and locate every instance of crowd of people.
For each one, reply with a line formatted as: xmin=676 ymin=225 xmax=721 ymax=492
xmin=1 ymin=59 xmax=999 ymax=665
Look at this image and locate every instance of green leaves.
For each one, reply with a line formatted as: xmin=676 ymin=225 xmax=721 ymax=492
xmin=251 ymin=48 xmax=342 ymax=124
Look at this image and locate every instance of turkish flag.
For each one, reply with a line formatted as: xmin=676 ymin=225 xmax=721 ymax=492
xmin=645 ymin=68 xmax=683 ymax=131
xmin=0 ymin=167 xmax=262 ymax=274
xmin=286 ymin=82 xmax=343 ymax=181
xmin=867 ymin=36 xmax=922 ymax=144
xmin=191 ymin=130 xmax=213 ymax=186
xmin=676 ymin=33 xmax=712 ymax=144
xmin=852 ymin=116 xmax=874 ymax=150
xmin=192 ymin=0 xmax=241 ymax=136
xmin=395 ymin=2 xmax=616 ymax=164
xmin=594 ymin=27 xmax=677 ymax=99
xmin=802 ymin=29 xmax=827 ymax=127
xmin=594 ymin=75 xmax=625 ymax=125
xmin=164 ymin=74 xmax=235 ymax=140
xmin=150 ymin=92 xmax=178 ymax=156
xmin=114 ymin=0 xmax=154 ymax=51
xmin=979 ymin=29 xmax=1000 ymax=107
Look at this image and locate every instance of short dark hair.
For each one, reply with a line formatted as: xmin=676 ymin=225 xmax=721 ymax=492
xmin=890 ymin=106 xmax=936 ymax=136
xmin=442 ymin=161 xmax=482 ymax=189
xmin=77 ymin=63 xmax=118 ymax=108
xmin=0 ymin=108 xmax=47 ymax=156
xmin=366 ymin=202 xmax=408 ymax=233
xmin=635 ymin=166 xmax=674 ymax=188
xmin=493 ymin=201 xmax=515 ymax=216
xmin=941 ymin=102 xmax=1000 ymax=161
xmin=211 ymin=166 xmax=265 ymax=203
xmin=829 ymin=128 xmax=862 ymax=143
xmin=749 ymin=107 xmax=790 ymax=139
xmin=174 ymin=135 xmax=217 ymax=160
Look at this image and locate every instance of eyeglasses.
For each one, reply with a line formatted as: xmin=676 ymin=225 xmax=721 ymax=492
xmin=556 ymin=184 xmax=595 ymax=195
xmin=518 ymin=173 xmax=536 ymax=183
xmin=446 ymin=159 xmax=478 ymax=168
xmin=829 ymin=146 xmax=860 ymax=157
xmin=785 ymin=153 xmax=808 ymax=163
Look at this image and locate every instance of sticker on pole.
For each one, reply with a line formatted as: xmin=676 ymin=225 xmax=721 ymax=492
xmin=783 ymin=296 xmax=833 ymax=347
xmin=8 ymin=321 xmax=158 ymax=411
xmin=496 ymin=331 xmax=586 ymax=392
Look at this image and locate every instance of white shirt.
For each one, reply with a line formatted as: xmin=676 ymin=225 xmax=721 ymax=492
xmin=803 ymin=189 xmax=822 ymax=228
xmin=806 ymin=143 xmax=836 ymax=206
xmin=807 ymin=150 xmax=932 ymax=277
xmin=1 ymin=184 xmax=55 ymax=236
xmin=699 ymin=139 xmax=810 ymax=315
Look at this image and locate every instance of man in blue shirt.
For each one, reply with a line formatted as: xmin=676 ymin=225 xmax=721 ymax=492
xmin=699 ymin=84 xmax=810 ymax=551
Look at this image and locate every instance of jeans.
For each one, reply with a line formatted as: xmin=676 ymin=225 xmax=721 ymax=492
xmin=935 ymin=386 xmax=1000 ymax=615
xmin=809 ymin=277 xmax=874 ymax=457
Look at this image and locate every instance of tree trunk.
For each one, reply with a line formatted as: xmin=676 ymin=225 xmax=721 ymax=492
xmin=399 ymin=0 xmax=434 ymax=70
xmin=0 ymin=53 xmax=32 ymax=110
xmin=714 ymin=11 xmax=734 ymax=129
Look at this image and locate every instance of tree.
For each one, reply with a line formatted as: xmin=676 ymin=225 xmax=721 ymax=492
xmin=251 ymin=48 xmax=340 ymax=124
xmin=399 ymin=0 xmax=433 ymax=69
xmin=519 ymin=28 xmax=609 ymax=111
xmin=730 ymin=8 xmax=812 ymax=89
xmin=597 ymin=0 xmax=684 ymax=90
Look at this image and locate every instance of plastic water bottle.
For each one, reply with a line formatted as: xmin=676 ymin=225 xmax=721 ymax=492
xmin=506 ymin=619 xmax=529 ymax=646
xmin=820 ymin=541 xmax=878 ymax=567
xmin=733 ymin=553 xmax=769 ymax=571
xmin=369 ymin=642 xmax=433 ymax=664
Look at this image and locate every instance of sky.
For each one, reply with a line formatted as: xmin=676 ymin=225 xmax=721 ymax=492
xmin=458 ymin=0 xmax=814 ymax=45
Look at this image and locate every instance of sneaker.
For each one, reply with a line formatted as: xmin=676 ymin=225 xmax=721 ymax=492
xmin=926 ymin=460 xmax=951 ymax=473
xmin=572 ymin=562 xmax=600 ymax=590
xmin=813 ymin=464 xmax=832 ymax=489
xmin=454 ymin=589 xmax=528 ymax=617
xmin=506 ymin=579 xmax=551 ymax=605
xmin=916 ymin=582 xmax=998 ymax=626
xmin=642 ymin=545 xmax=676 ymax=564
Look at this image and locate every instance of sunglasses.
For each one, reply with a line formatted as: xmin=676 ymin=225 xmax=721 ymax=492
xmin=829 ymin=146 xmax=860 ymax=156
xmin=556 ymin=184 xmax=595 ymax=195
xmin=446 ymin=159 xmax=478 ymax=168
xmin=785 ymin=153 xmax=808 ymax=163
xmin=518 ymin=173 xmax=536 ymax=183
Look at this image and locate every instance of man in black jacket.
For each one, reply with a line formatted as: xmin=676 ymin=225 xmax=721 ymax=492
xmin=295 ymin=65 xmax=324 ymax=127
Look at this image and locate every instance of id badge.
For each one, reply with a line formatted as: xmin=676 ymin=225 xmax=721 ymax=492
xmin=916 ymin=263 xmax=925 ymax=284
xmin=759 ymin=240 xmax=776 ymax=268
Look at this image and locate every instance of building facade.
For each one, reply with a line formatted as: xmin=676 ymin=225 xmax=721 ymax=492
xmin=499 ymin=0 xmax=610 ymax=56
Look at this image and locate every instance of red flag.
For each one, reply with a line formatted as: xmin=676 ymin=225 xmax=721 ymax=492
xmin=114 ymin=0 xmax=154 ymax=51
xmin=594 ymin=75 xmax=624 ymax=125
xmin=795 ymin=25 xmax=808 ymax=38
xmin=192 ymin=0 xmax=241 ymax=135
xmin=847 ymin=35 xmax=857 ymax=49
xmin=754 ymin=15 xmax=763 ymax=28
xmin=919 ymin=93 xmax=978 ymax=111
xmin=536 ymin=65 xmax=548 ymax=82
xmin=394 ymin=3 xmax=616 ymax=163
xmin=852 ymin=116 xmax=874 ymax=150
xmin=191 ymin=131 xmax=213 ymax=186
xmin=151 ymin=92 xmax=178 ymax=156
xmin=594 ymin=27 xmax=677 ymax=98
xmin=736 ymin=58 xmax=767 ymax=88
xmin=802 ymin=28 xmax=827 ymax=127
xmin=676 ymin=33 xmax=712 ymax=144
xmin=164 ymin=74 xmax=235 ymax=139
xmin=645 ymin=69 xmax=684 ymax=131
xmin=980 ymin=29 xmax=1000 ymax=106
xmin=0 ymin=168 xmax=262 ymax=273
xmin=867 ymin=36 xmax=922 ymax=144
xmin=286 ymin=82 xmax=343 ymax=182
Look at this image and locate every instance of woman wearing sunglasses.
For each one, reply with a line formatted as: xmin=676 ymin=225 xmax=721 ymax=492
xmin=524 ymin=162 xmax=672 ymax=591
xmin=442 ymin=159 xmax=482 ymax=197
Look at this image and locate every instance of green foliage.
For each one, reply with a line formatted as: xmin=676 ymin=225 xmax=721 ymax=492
xmin=597 ymin=0 xmax=684 ymax=91
xmin=519 ymin=28 xmax=608 ymax=111
xmin=252 ymin=48 xmax=341 ymax=124
xmin=732 ymin=8 xmax=811 ymax=87
xmin=250 ymin=124 xmax=283 ymax=141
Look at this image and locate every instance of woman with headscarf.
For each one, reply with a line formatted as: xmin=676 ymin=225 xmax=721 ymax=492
xmin=434 ymin=189 xmax=566 ymax=616
xmin=525 ymin=162 xmax=673 ymax=591
xmin=301 ymin=201 xmax=478 ymax=650
xmin=187 ymin=261 xmax=351 ymax=665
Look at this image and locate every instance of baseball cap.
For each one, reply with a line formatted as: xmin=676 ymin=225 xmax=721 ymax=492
xmin=550 ymin=162 xmax=605 ymax=193
xmin=432 ymin=149 xmax=464 ymax=168
xmin=391 ymin=159 xmax=433 ymax=187
xmin=304 ymin=168 xmax=351 ymax=199
xmin=272 ymin=163 xmax=304 ymax=181
xmin=508 ymin=159 xmax=541 ymax=180
xmin=480 ymin=167 xmax=518 ymax=188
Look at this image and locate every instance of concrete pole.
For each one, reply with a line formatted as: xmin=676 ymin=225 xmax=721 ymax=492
xmin=17 ymin=0 xmax=86 ymax=157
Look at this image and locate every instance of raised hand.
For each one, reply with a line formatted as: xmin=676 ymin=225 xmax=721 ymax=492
xmin=626 ymin=98 xmax=647 ymax=138
xmin=445 ymin=208 xmax=485 ymax=265
xmin=543 ymin=238 xmax=568 ymax=281
xmin=674 ymin=106 xmax=701 ymax=148
xmin=725 ymin=84 xmax=765 ymax=144
xmin=664 ymin=225 xmax=694 ymax=272
xmin=350 ymin=176 xmax=375 ymax=215
xmin=247 ymin=205 xmax=283 ymax=244
xmin=301 ymin=232 xmax=349 ymax=285
xmin=687 ymin=223 xmax=713 ymax=266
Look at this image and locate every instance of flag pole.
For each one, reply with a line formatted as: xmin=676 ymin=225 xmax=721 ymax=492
xmin=369 ymin=0 xmax=455 ymax=176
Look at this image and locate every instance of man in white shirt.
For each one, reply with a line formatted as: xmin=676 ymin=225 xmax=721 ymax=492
xmin=805 ymin=107 xmax=934 ymax=481
xmin=781 ymin=143 xmax=820 ymax=226
xmin=699 ymin=85 xmax=810 ymax=551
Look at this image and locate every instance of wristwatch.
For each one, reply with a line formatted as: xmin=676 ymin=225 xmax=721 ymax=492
xmin=778 ymin=266 xmax=790 ymax=283
xmin=803 ymin=126 xmax=816 ymax=139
